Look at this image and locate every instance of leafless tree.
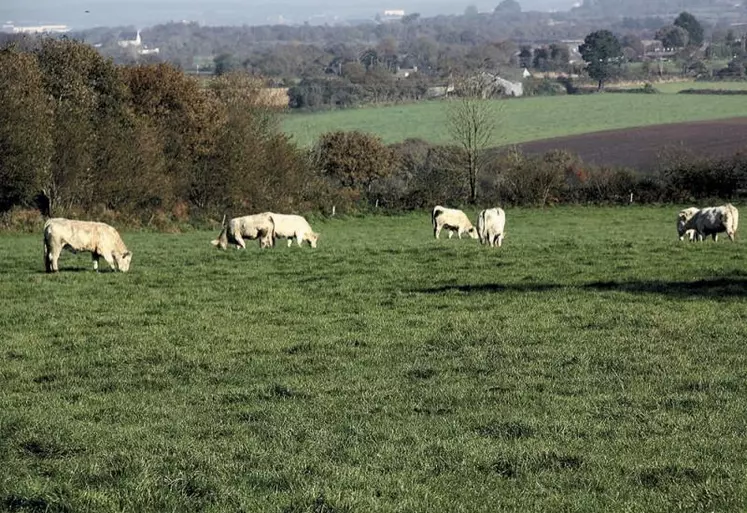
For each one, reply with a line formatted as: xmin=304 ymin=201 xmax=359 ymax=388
xmin=447 ymin=78 xmax=502 ymax=203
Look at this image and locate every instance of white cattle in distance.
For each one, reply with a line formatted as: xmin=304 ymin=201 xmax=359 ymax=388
xmin=43 ymin=218 xmax=132 ymax=272
xmin=678 ymin=204 xmax=739 ymax=242
xmin=432 ymin=206 xmax=478 ymax=239
xmin=676 ymin=207 xmax=699 ymax=241
xmin=477 ymin=207 xmax=506 ymax=247
xmin=211 ymin=213 xmax=275 ymax=250
xmin=268 ymin=213 xmax=319 ymax=248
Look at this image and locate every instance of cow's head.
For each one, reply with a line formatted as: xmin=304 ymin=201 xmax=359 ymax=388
xmin=467 ymin=227 xmax=479 ymax=240
xmin=308 ymin=232 xmax=319 ymax=248
xmin=677 ymin=208 xmax=698 ymax=240
xmin=117 ymin=251 xmax=132 ymax=272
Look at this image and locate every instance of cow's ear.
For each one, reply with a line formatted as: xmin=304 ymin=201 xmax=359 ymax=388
xmin=123 ymin=251 xmax=131 ymax=257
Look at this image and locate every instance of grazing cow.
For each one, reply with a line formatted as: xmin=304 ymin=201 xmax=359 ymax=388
xmin=676 ymin=207 xmax=699 ymax=242
xmin=268 ymin=213 xmax=319 ymax=248
xmin=432 ymin=206 xmax=478 ymax=239
xmin=678 ymin=204 xmax=739 ymax=242
xmin=43 ymin=218 xmax=132 ymax=273
xmin=211 ymin=213 xmax=275 ymax=250
xmin=477 ymin=207 xmax=506 ymax=247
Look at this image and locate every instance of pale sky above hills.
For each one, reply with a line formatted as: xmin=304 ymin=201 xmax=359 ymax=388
xmin=2 ymin=0 xmax=575 ymax=30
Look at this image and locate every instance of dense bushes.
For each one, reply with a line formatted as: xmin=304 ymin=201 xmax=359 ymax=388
xmin=2 ymin=38 xmax=746 ymax=232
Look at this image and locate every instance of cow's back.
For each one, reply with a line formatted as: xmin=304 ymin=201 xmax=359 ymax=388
xmin=269 ymin=213 xmax=312 ymax=237
xmin=233 ymin=213 xmax=274 ymax=237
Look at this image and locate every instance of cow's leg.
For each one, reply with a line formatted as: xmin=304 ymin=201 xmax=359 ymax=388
xmin=235 ymin=235 xmax=246 ymax=249
xmin=295 ymin=234 xmax=303 ymax=247
xmin=713 ymin=233 xmax=718 ymax=242
xmin=497 ymin=234 xmax=503 ymax=247
xmin=92 ymin=253 xmax=100 ymax=272
xmin=50 ymin=246 xmax=61 ymax=272
xmin=448 ymin=230 xmax=453 ymax=239
xmin=434 ymin=225 xmax=441 ymax=239
xmin=287 ymin=238 xmax=293 ymax=248
xmin=729 ymin=232 xmax=735 ymax=242
xmin=44 ymin=242 xmax=52 ymax=273
xmin=102 ymin=252 xmax=116 ymax=271
xmin=457 ymin=229 xmax=463 ymax=239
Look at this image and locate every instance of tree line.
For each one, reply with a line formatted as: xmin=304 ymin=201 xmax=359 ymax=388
xmin=2 ymin=38 xmax=747 ymax=232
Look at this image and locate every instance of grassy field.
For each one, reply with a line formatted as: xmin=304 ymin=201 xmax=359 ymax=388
xmin=654 ymin=81 xmax=747 ymax=94
xmin=2 ymin=207 xmax=747 ymax=512
xmin=283 ymin=93 xmax=747 ymax=147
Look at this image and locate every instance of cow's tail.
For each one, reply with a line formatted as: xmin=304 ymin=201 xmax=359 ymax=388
xmin=211 ymin=214 xmax=229 ymax=248
xmin=477 ymin=209 xmax=486 ymax=244
xmin=43 ymin=235 xmax=51 ymax=273
xmin=432 ymin=206 xmax=443 ymax=230
xmin=268 ymin=214 xmax=276 ymax=248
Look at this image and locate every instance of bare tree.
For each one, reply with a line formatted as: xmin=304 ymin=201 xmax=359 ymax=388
xmin=447 ymin=77 xmax=501 ymax=203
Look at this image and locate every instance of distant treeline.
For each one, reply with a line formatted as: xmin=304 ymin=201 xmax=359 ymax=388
xmin=2 ymin=38 xmax=746 ymax=232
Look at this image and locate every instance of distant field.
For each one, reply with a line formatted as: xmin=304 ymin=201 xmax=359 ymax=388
xmin=519 ymin=117 xmax=747 ymax=171
xmin=3 ymin=208 xmax=747 ymax=512
xmin=283 ymin=93 xmax=747 ymax=147
xmin=655 ymin=81 xmax=747 ymax=93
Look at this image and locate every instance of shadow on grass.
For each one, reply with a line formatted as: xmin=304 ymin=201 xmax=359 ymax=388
xmin=583 ymin=277 xmax=747 ymax=298
xmin=415 ymin=277 xmax=747 ymax=298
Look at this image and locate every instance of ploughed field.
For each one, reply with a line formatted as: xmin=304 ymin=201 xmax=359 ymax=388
xmin=519 ymin=117 xmax=747 ymax=171
xmin=2 ymin=207 xmax=747 ymax=512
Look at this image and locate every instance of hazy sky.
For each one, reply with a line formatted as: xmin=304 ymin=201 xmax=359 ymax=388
xmin=2 ymin=0 xmax=574 ymax=29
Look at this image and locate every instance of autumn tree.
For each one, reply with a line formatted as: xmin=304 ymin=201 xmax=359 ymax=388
xmin=314 ymin=131 xmax=395 ymax=198
xmin=195 ymin=72 xmax=289 ymax=211
xmin=35 ymin=38 xmax=104 ymax=214
xmin=0 ymin=45 xmax=53 ymax=211
xmin=122 ymin=63 xmax=222 ymax=206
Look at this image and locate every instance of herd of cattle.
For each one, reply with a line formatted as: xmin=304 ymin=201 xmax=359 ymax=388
xmin=40 ymin=203 xmax=738 ymax=273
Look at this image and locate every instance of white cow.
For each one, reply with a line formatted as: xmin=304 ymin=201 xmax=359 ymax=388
xmin=211 ymin=213 xmax=275 ymax=250
xmin=268 ymin=213 xmax=319 ymax=248
xmin=477 ymin=207 xmax=506 ymax=247
xmin=432 ymin=205 xmax=478 ymax=239
xmin=676 ymin=207 xmax=699 ymax=242
xmin=43 ymin=218 xmax=132 ymax=273
xmin=678 ymin=204 xmax=739 ymax=242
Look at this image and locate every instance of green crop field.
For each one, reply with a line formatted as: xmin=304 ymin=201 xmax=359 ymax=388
xmin=3 ymin=207 xmax=747 ymax=512
xmin=654 ymin=81 xmax=747 ymax=94
xmin=282 ymin=93 xmax=747 ymax=147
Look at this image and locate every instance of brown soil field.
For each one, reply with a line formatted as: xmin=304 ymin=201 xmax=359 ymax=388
xmin=518 ymin=117 xmax=747 ymax=172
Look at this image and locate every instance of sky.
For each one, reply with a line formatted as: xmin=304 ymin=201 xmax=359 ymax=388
xmin=1 ymin=0 xmax=575 ymax=30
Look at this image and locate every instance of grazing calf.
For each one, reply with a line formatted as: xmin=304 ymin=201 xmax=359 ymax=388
xmin=211 ymin=213 xmax=275 ymax=250
xmin=43 ymin=218 xmax=132 ymax=272
xmin=432 ymin=205 xmax=478 ymax=240
xmin=268 ymin=213 xmax=319 ymax=248
xmin=477 ymin=208 xmax=506 ymax=247
xmin=678 ymin=204 xmax=739 ymax=242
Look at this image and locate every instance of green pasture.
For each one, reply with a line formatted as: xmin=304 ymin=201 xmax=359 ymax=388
xmin=283 ymin=93 xmax=747 ymax=147
xmin=653 ymin=80 xmax=747 ymax=93
xmin=2 ymin=207 xmax=747 ymax=512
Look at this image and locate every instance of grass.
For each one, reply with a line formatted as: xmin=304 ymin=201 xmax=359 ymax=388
xmin=2 ymin=206 xmax=747 ymax=511
xmin=282 ymin=93 xmax=747 ymax=147
xmin=654 ymin=81 xmax=747 ymax=94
